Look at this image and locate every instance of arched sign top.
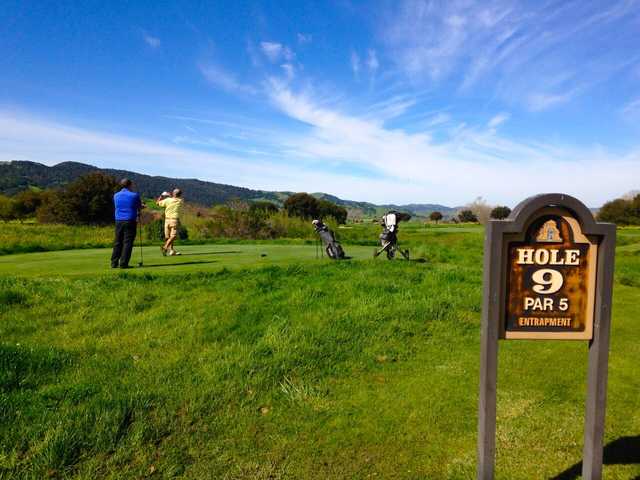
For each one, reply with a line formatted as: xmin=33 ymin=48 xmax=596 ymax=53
xmin=481 ymin=192 xmax=615 ymax=341
xmin=507 ymin=193 xmax=603 ymax=236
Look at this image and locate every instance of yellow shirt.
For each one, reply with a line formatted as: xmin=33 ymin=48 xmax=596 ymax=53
xmin=159 ymin=197 xmax=183 ymax=220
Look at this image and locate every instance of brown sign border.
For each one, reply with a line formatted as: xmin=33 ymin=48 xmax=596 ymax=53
xmin=477 ymin=193 xmax=616 ymax=480
xmin=500 ymin=206 xmax=598 ymax=340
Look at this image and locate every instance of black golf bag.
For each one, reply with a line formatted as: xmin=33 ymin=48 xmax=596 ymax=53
xmin=375 ymin=211 xmax=411 ymax=260
xmin=312 ymin=220 xmax=345 ymax=260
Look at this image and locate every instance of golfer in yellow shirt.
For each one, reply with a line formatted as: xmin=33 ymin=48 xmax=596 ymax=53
xmin=156 ymin=188 xmax=184 ymax=256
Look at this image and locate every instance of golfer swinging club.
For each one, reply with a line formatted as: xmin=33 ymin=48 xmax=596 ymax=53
xmin=157 ymin=188 xmax=184 ymax=256
xmin=111 ymin=178 xmax=144 ymax=268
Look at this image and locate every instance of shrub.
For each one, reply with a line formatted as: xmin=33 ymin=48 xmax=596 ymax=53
xmin=458 ymin=210 xmax=478 ymax=223
xmin=490 ymin=206 xmax=511 ymax=220
xmin=37 ymin=173 xmax=118 ymax=225
xmin=598 ymin=194 xmax=640 ymax=225
xmin=284 ymin=193 xmax=347 ymax=224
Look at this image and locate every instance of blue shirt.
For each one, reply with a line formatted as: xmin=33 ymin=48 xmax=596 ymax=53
xmin=114 ymin=188 xmax=142 ymax=221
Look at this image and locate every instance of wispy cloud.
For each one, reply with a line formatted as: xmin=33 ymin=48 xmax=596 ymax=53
xmin=260 ymin=41 xmax=294 ymax=63
xmin=297 ymin=33 xmax=312 ymax=44
xmin=382 ymin=0 xmax=640 ymax=110
xmin=622 ymin=97 xmax=640 ymax=116
xmin=526 ymin=91 xmax=576 ymax=112
xmin=142 ymin=32 xmax=161 ymax=48
xmin=281 ymin=63 xmax=295 ymax=81
xmin=487 ymin=112 xmax=510 ymax=129
xmin=198 ymin=63 xmax=257 ymax=95
xmin=265 ymin=79 xmax=640 ymax=204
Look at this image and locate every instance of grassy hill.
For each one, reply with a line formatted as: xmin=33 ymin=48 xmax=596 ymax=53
xmin=0 ymin=161 xmax=455 ymax=216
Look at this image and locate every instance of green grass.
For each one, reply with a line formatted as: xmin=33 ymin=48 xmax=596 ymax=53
xmin=0 ymin=226 xmax=639 ymax=479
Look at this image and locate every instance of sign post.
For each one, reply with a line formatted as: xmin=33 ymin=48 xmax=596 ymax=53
xmin=477 ymin=193 xmax=616 ymax=480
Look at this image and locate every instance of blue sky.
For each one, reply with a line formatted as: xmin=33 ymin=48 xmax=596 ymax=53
xmin=1 ymin=0 xmax=639 ymax=206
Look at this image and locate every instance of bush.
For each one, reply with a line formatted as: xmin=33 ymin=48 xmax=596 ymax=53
xmin=429 ymin=211 xmax=443 ymax=223
xmin=458 ymin=210 xmax=478 ymax=223
xmin=37 ymin=173 xmax=118 ymax=225
xmin=0 ymin=195 xmax=16 ymax=221
xmin=144 ymin=218 xmax=188 ymax=241
xmin=284 ymin=193 xmax=347 ymax=224
xmin=598 ymin=194 xmax=640 ymax=225
xmin=490 ymin=206 xmax=511 ymax=220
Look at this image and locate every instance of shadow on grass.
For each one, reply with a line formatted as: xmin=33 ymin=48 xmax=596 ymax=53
xmin=550 ymin=435 xmax=640 ymax=479
xmin=137 ymin=260 xmax=218 ymax=268
xmin=181 ymin=251 xmax=242 ymax=256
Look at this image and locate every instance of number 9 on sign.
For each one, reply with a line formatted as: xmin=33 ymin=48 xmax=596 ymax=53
xmin=531 ymin=268 xmax=563 ymax=294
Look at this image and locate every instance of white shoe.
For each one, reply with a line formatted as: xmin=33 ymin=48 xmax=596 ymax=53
xmin=169 ymin=250 xmax=181 ymax=256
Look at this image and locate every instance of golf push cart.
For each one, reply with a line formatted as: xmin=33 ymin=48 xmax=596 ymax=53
xmin=312 ymin=220 xmax=346 ymax=260
xmin=374 ymin=211 xmax=411 ymax=260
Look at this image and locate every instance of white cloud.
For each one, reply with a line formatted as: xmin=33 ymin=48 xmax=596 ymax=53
xmin=297 ymin=33 xmax=312 ymax=44
xmin=198 ymin=63 xmax=257 ymax=95
xmin=526 ymin=91 xmax=575 ymax=112
xmin=260 ymin=41 xmax=294 ymax=63
xmin=487 ymin=112 xmax=510 ymax=129
xmin=382 ymin=0 xmax=640 ymax=110
xmin=622 ymin=97 xmax=640 ymax=116
xmin=265 ymin=80 xmax=640 ymax=205
xmin=142 ymin=32 xmax=161 ymax=48
xmin=281 ymin=63 xmax=295 ymax=81
xmin=260 ymin=41 xmax=283 ymax=62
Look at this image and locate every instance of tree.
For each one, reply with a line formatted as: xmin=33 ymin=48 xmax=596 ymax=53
xmin=429 ymin=211 xmax=443 ymax=224
xmin=458 ymin=209 xmax=478 ymax=223
xmin=249 ymin=201 xmax=279 ymax=215
xmin=598 ymin=194 xmax=640 ymax=225
xmin=317 ymin=199 xmax=348 ymax=224
xmin=284 ymin=193 xmax=319 ymax=220
xmin=11 ymin=190 xmax=45 ymax=220
xmin=0 ymin=195 xmax=16 ymax=222
xmin=465 ymin=196 xmax=492 ymax=224
xmin=37 ymin=172 xmax=118 ymax=225
xmin=490 ymin=205 xmax=511 ymax=220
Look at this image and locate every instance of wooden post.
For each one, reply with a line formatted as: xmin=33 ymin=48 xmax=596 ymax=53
xmin=477 ymin=222 xmax=500 ymax=480
xmin=582 ymin=226 xmax=616 ymax=480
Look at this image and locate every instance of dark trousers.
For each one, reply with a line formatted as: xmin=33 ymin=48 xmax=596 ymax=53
xmin=111 ymin=220 xmax=137 ymax=267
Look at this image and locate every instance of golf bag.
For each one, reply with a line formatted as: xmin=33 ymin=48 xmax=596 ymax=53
xmin=312 ymin=220 xmax=345 ymax=260
xmin=375 ymin=211 xmax=411 ymax=260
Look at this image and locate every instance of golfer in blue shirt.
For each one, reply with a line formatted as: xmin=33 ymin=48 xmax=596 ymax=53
xmin=111 ymin=178 xmax=143 ymax=268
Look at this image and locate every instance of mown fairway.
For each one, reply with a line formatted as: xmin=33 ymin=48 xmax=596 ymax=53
xmin=1 ymin=225 xmax=639 ymax=479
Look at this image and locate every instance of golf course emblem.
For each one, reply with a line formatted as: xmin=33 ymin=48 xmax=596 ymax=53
xmin=535 ymin=219 xmax=562 ymax=243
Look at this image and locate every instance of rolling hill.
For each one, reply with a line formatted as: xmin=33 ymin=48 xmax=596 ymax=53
xmin=0 ymin=160 xmax=456 ymax=217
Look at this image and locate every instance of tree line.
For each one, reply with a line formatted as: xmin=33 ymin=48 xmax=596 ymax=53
xmin=597 ymin=193 xmax=640 ymax=225
xmin=0 ymin=173 xmax=348 ymax=226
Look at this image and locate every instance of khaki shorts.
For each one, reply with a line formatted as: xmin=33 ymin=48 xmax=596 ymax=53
xmin=164 ymin=219 xmax=179 ymax=239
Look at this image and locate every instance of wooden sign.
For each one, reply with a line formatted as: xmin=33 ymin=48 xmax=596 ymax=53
xmin=502 ymin=207 xmax=598 ymax=340
xmin=477 ymin=194 xmax=616 ymax=480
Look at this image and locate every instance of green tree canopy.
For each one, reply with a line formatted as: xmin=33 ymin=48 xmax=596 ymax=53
xmin=598 ymin=194 xmax=640 ymax=225
xmin=458 ymin=209 xmax=478 ymax=223
xmin=37 ymin=172 xmax=118 ymax=225
xmin=490 ymin=206 xmax=512 ymax=220
xmin=429 ymin=211 xmax=443 ymax=223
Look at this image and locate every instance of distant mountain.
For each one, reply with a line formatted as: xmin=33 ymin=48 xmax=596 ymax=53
xmin=0 ymin=160 xmax=455 ymax=217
